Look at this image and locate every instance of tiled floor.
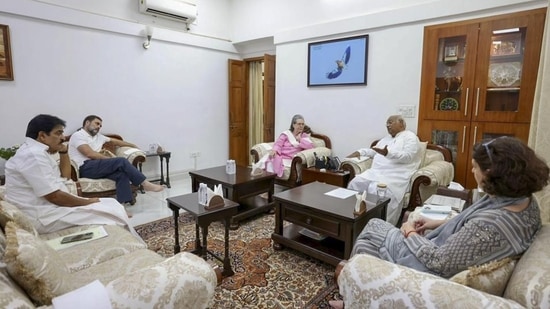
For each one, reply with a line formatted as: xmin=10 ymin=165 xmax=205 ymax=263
xmin=127 ymin=174 xmax=192 ymax=227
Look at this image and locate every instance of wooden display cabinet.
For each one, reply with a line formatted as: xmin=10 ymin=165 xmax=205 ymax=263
xmin=417 ymin=8 xmax=546 ymax=188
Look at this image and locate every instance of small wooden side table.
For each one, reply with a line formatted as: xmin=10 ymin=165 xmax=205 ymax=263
xmin=167 ymin=193 xmax=239 ymax=277
xmin=302 ymin=167 xmax=350 ymax=188
xmin=139 ymin=151 xmax=171 ymax=189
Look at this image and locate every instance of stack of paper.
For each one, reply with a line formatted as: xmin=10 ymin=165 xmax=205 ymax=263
xmin=424 ymin=194 xmax=466 ymax=212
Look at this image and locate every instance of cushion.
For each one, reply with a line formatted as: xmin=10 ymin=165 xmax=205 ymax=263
xmin=0 ymin=185 xmax=5 ymax=200
xmin=0 ymin=201 xmax=38 ymax=236
xmin=0 ymin=266 xmax=36 ymax=309
xmin=3 ymin=221 xmax=72 ymax=305
xmin=450 ymin=257 xmax=517 ymax=296
xmin=418 ymin=141 xmax=428 ymax=167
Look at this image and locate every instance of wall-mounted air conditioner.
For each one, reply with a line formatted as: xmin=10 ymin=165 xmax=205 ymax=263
xmin=139 ymin=0 xmax=197 ymax=24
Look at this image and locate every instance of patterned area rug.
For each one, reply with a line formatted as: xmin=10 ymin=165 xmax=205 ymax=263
xmin=135 ymin=213 xmax=342 ymax=308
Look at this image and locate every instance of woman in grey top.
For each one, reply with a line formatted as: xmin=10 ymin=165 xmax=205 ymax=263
xmin=330 ymin=136 xmax=549 ymax=309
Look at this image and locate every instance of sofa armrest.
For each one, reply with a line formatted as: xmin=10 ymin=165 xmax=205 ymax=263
xmin=338 ymin=254 xmax=524 ymax=309
xmin=250 ymin=143 xmax=273 ymax=163
xmin=340 ymin=157 xmax=373 ymax=180
xmin=406 ymin=160 xmax=455 ymax=211
xmin=295 ymin=146 xmax=332 ymax=167
xmin=105 ymin=252 xmax=217 ymax=309
xmin=115 ymin=147 xmax=146 ymax=167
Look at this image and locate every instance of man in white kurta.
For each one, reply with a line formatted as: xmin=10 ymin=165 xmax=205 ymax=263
xmin=5 ymin=114 xmax=143 ymax=242
xmin=347 ymin=115 xmax=422 ymax=225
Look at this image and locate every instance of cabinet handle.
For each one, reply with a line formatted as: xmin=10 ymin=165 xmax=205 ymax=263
xmin=461 ymin=126 xmax=466 ymax=153
xmin=464 ymin=88 xmax=470 ymax=116
xmin=473 ymin=126 xmax=478 ymax=146
xmin=475 ymin=88 xmax=480 ymax=117
xmin=306 ymin=217 xmax=312 ymax=225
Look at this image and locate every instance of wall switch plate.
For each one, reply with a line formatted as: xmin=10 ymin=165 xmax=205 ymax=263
xmin=398 ymin=105 xmax=416 ymax=118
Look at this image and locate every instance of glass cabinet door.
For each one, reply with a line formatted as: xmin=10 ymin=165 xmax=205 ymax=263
xmin=419 ymin=24 xmax=479 ymax=121
xmin=473 ymin=12 xmax=545 ymax=122
xmin=418 ymin=120 xmax=472 ymax=187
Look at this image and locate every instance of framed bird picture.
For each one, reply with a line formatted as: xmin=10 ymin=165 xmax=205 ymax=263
xmin=0 ymin=24 xmax=13 ymax=81
xmin=307 ymin=34 xmax=369 ymax=87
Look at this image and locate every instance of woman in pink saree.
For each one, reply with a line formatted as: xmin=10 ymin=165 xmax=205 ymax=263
xmin=254 ymin=114 xmax=314 ymax=177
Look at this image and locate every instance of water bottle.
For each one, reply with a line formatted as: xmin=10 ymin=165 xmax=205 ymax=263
xmin=230 ymin=160 xmax=236 ymax=174
xmin=198 ymin=183 xmax=208 ymax=205
xmin=226 ymin=160 xmax=232 ymax=174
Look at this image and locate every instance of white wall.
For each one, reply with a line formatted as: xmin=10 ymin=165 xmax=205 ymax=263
xmin=0 ymin=0 xmax=238 ymax=177
xmin=229 ymin=0 xmax=547 ymax=157
xmin=0 ymin=0 xmax=547 ymax=176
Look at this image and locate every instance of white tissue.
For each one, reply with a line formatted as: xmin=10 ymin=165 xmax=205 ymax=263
xmin=354 ymin=191 xmax=367 ymax=213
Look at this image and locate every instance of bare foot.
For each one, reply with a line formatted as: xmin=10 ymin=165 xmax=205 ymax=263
xmin=329 ymin=300 xmax=344 ymax=309
xmin=141 ymin=181 xmax=164 ymax=192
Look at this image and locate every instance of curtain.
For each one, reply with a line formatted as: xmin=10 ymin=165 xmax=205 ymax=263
xmin=249 ymin=61 xmax=264 ymax=165
xmin=529 ymin=1 xmax=550 ymax=222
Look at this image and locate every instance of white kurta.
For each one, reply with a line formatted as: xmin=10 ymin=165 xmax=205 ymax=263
xmin=5 ymin=138 xmax=142 ymax=242
xmin=348 ymin=130 xmax=422 ymax=225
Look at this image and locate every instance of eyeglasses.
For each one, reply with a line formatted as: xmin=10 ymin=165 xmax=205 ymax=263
xmin=481 ymin=136 xmax=508 ymax=165
xmin=482 ymin=139 xmax=495 ymax=165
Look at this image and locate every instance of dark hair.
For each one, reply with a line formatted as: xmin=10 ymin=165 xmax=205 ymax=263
xmin=82 ymin=115 xmax=102 ymax=127
xmin=25 ymin=114 xmax=66 ymax=139
xmin=289 ymin=114 xmax=305 ymax=131
xmin=473 ymin=136 xmax=549 ymax=197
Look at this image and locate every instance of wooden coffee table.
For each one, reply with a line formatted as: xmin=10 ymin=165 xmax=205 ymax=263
xmin=302 ymin=167 xmax=350 ymax=187
xmin=167 ymin=193 xmax=239 ymax=277
xmin=272 ymin=181 xmax=388 ymax=266
xmin=189 ymin=165 xmax=276 ymax=229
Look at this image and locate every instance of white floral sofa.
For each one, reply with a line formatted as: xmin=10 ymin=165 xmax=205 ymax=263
xmin=341 ymin=142 xmax=455 ymax=225
xmin=0 ymin=190 xmax=218 ymax=309
xmin=250 ymin=132 xmax=332 ymax=188
xmin=335 ymin=193 xmax=550 ymax=308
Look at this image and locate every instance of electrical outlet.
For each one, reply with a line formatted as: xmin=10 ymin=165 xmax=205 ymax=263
xmin=190 ymin=152 xmax=200 ymax=158
xmin=398 ymin=105 xmax=416 ymax=118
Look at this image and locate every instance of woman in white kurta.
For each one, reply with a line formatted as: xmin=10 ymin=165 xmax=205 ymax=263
xmin=5 ymin=115 xmax=143 ymax=242
xmin=347 ymin=115 xmax=422 ymax=225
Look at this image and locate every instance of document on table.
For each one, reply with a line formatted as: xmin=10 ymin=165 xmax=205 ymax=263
xmin=324 ymin=188 xmax=357 ymax=199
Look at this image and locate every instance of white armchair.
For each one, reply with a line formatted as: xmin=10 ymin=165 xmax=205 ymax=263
xmin=250 ymin=133 xmax=332 ymax=188
xmin=67 ymin=134 xmax=146 ymax=205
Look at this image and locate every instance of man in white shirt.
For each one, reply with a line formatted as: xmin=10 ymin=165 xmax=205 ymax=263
xmin=347 ymin=115 xmax=422 ymax=225
xmin=68 ymin=115 xmax=163 ymax=204
xmin=5 ymin=114 xmax=142 ymax=240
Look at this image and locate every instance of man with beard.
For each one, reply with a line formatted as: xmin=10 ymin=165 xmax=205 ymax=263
xmin=68 ymin=115 xmax=163 ymax=204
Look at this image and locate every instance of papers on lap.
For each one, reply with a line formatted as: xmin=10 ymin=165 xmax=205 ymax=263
xmin=46 ymin=226 xmax=108 ymax=250
xmin=424 ymin=194 xmax=466 ymax=212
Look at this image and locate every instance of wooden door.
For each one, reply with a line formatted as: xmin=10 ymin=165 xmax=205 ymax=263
xmin=228 ymin=59 xmax=249 ymax=166
xmin=418 ymin=120 xmax=472 ymax=188
xmin=263 ymin=54 xmax=276 ymax=142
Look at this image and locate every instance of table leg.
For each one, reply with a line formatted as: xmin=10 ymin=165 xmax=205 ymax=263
xmin=172 ymin=207 xmax=180 ymax=254
xmin=222 ymin=216 xmax=234 ymax=276
xmin=201 ymin=224 xmax=209 ymax=259
xmin=164 ymin=155 xmax=171 ymax=188
xmin=195 ymin=223 xmax=201 ymax=252
xmin=159 ymin=156 xmax=166 ymax=186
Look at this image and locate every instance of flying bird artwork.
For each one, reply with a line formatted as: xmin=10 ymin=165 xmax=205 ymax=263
xmin=326 ymin=46 xmax=351 ymax=79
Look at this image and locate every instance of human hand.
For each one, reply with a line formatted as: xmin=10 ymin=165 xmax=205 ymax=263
xmin=269 ymin=150 xmax=276 ymax=157
xmin=372 ymin=145 xmax=389 ymax=156
xmin=87 ymin=197 xmax=100 ymax=204
xmin=414 ymin=218 xmax=446 ymax=234
xmin=400 ymin=220 xmax=417 ymax=236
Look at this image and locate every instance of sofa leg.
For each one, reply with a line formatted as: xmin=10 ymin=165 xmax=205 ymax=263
xmin=334 ymin=260 xmax=347 ymax=284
